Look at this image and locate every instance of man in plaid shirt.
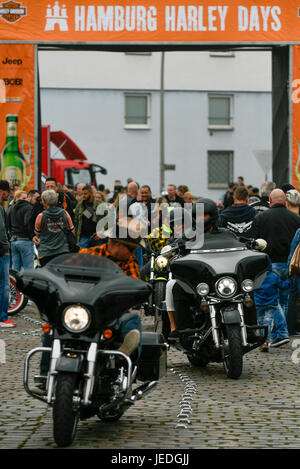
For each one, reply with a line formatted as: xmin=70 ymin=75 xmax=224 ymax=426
xmin=79 ymin=218 xmax=146 ymax=357
xmin=80 ymin=241 xmax=140 ymax=279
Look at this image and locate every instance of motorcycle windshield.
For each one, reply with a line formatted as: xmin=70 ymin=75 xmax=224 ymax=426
xmin=171 ymin=231 xmax=269 ymax=288
xmin=186 ymin=230 xmax=247 ymax=251
xmin=46 ymin=252 xmax=124 ymax=276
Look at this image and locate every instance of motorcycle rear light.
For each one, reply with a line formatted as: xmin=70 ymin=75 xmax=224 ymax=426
xmin=103 ymin=329 xmax=113 ymax=339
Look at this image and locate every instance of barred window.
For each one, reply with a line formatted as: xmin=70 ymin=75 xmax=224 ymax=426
xmin=208 ymin=151 xmax=233 ymax=189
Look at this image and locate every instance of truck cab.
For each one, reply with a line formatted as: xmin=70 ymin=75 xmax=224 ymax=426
xmin=41 ymin=125 xmax=107 ymax=188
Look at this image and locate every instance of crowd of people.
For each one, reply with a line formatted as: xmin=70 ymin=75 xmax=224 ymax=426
xmin=1 ymin=174 xmax=300 ymax=355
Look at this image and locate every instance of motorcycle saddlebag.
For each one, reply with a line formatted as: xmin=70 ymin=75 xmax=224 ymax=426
xmin=137 ymin=332 xmax=167 ymax=382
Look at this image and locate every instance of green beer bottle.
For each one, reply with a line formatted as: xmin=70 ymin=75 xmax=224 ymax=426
xmin=1 ymin=114 xmax=24 ymax=186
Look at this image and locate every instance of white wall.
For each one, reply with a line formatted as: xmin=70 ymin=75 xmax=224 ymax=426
xmin=38 ymin=49 xmax=272 ymax=199
xmin=40 ymin=88 xmax=271 ymax=198
xmin=38 ymin=50 xmax=271 ymax=92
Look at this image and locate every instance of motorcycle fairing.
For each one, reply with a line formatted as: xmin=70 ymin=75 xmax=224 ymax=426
xmin=171 ymin=249 xmax=269 ymax=290
xmin=17 ymin=253 xmax=152 ymax=326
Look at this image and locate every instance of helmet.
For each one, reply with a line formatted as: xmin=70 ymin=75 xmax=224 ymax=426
xmin=192 ymin=198 xmax=218 ymax=232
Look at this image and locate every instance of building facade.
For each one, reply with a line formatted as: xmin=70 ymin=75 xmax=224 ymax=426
xmin=39 ymin=49 xmax=272 ymax=200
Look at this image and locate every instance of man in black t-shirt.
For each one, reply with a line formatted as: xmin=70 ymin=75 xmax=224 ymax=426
xmin=165 ymin=184 xmax=184 ymax=208
xmin=74 ymin=185 xmax=105 ymax=249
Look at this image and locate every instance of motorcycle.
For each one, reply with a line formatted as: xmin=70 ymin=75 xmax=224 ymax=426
xmin=8 ymin=246 xmax=40 ymax=315
xmin=160 ymin=231 xmax=269 ymax=379
xmin=8 ymin=269 xmax=28 ymax=315
xmin=17 ymin=253 xmax=167 ymax=447
xmin=142 ymin=244 xmax=172 ymax=339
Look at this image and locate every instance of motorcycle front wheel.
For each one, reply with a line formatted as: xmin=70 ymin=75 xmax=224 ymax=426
xmin=53 ymin=372 xmax=79 ymax=447
xmin=221 ymin=324 xmax=243 ymax=379
xmin=153 ymin=280 xmax=170 ymax=339
xmin=8 ymin=269 xmax=28 ymax=316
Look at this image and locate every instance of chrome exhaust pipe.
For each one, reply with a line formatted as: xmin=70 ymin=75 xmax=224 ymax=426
xmin=131 ymin=380 xmax=157 ymax=402
xmin=209 ymin=305 xmax=220 ymax=348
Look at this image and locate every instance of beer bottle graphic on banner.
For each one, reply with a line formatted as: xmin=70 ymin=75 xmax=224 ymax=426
xmin=1 ymin=114 xmax=24 ymax=186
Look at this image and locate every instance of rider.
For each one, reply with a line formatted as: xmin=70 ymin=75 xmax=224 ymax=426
xmin=145 ymin=205 xmax=194 ymax=332
xmin=166 ymin=198 xmax=263 ymax=342
xmin=140 ymin=206 xmax=188 ymax=281
xmin=79 ymin=217 xmax=146 ymax=358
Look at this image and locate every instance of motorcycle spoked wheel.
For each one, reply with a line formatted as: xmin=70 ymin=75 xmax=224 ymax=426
xmin=8 ymin=269 xmax=28 ymax=316
xmin=153 ymin=280 xmax=170 ymax=339
xmin=53 ymin=373 xmax=80 ymax=447
xmin=221 ymin=324 xmax=243 ymax=379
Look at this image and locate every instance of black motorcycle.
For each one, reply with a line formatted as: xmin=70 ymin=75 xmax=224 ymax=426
xmin=160 ymin=231 xmax=269 ymax=379
xmin=17 ymin=253 xmax=167 ymax=447
xmin=8 ymin=269 xmax=28 ymax=315
xmin=143 ymin=247 xmax=171 ymax=339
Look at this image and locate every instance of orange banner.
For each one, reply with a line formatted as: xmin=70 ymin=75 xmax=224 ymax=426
xmin=0 ymin=1 xmax=300 ymax=43
xmin=0 ymin=44 xmax=35 ymax=191
xmin=293 ymin=46 xmax=300 ymax=190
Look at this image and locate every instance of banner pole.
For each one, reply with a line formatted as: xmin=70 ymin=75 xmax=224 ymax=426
xmin=289 ymin=44 xmax=294 ymax=185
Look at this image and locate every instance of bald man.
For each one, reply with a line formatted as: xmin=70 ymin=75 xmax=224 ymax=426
xmin=127 ymin=181 xmax=139 ymax=199
xmin=250 ymin=188 xmax=300 ymax=347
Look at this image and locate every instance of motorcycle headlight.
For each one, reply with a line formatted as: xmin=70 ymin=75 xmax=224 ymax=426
xmin=215 ymin=277 xmax=237 ymax=298
xmin=63 ymin=305 xmax=91 ymax=333
xmin=156 ymin=255 xmax=169 ymax=269
xmin=241 ymin=279 xmax=254 ymax=292
xmin=196 ymin=283 xmax=210 ymax=297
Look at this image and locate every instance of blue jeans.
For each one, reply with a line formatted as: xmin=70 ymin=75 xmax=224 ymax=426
xmin=79 ymin=236 xmax=105 ymax=249
xmin=256 ymin=304 xmax=276 ymax=343
xmin=271 ymin=262 xmax=290 ymax=340
xmin=117 ymin=312 xmax=142 ymax=357
xmin=135 ymin=248 xmax=143 ymax=270
xmin=11 ymin=239 xmax=34 ymax=271
xmin=0 ymin=254 xmax=10 ymax=322
xmin=287 ymin=278 xmax=299 ymax=335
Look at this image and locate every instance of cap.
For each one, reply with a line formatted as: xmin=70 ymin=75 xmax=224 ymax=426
xmin=281 ymin=183 xmax=295 ymax=193
xmin=0 ymin=180 xmax=10 ymax=191
xmin=105 ymin=217 xmax=146 ymax=249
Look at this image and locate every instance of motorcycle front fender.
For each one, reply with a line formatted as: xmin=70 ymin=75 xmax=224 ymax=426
xmin=221 ymin=306 xmax=241 ymax=325
xmin=55 ymin=355 xmax=82 ymax=373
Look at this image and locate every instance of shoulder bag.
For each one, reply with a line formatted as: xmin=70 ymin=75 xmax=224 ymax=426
xmin=289 ymin=242 xmax=300 ymax=276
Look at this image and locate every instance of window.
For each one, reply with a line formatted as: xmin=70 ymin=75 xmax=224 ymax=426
xmin=208 ymin=94 xmax=233 ymax=129
xmin=124 ymin=93 xmax=150 ymax=129
xmin=207 ymin=151 xmax=233 ymax=189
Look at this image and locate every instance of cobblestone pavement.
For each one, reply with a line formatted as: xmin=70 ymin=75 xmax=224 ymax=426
xmin=1 ymin=304 xmax=300 ymax=450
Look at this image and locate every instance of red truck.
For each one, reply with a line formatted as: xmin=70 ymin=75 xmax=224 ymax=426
xmin=41 ymin=125 xmax=107 ymax=188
